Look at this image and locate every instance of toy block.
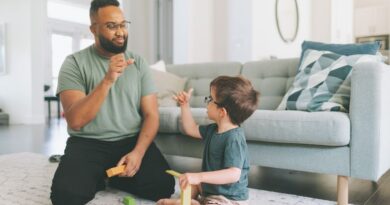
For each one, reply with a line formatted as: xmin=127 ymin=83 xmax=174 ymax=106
xmin=106 ymin=165 xmax=125 ymax=177
xmin=165 ymin=170 xmax=191 ymax=205
xmin=181 ymin=185 xmax=191 ymax=205
xmin=123 ymin=195 xmax=136 ymax=205
xmin=166 ymin=169 xmax=181 ymax=177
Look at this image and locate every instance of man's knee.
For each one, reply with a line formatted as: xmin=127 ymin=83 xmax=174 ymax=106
xmin=51 ymin=175 xmax=96 ymax=205
xmin=137 ymin=174 xmax=175 ymax=201
xmin=50 ymin=187 xmax=94 ymax=205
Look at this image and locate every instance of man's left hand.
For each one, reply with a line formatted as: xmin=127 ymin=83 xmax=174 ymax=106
xmin=117 ymin=150 xmax=143 ymax=177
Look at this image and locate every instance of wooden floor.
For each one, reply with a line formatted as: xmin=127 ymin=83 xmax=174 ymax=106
xmin=0 ymin=118 xmax=389 ymax=205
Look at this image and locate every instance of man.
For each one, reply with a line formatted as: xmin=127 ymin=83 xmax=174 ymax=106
xmin=50 ymin=0 xmax=175 ymax=204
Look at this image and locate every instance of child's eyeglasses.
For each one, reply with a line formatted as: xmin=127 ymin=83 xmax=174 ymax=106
xmin=204 ymin=96 xmax=213 ymax=104
xmin=204 ymin=96 xmax=223 ymax=107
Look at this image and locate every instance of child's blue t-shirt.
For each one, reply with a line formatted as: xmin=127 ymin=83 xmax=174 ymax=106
xmin=199 ymin=123 xmax=249 ymax=201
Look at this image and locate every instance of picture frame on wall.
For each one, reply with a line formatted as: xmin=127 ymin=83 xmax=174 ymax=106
xmin=356 ymin=35 xmax=390 ymax=64
xmin=0 ymin=22 xmax=6 ymax=75
xmin=356 ymin=35 xmax=389 ymax=50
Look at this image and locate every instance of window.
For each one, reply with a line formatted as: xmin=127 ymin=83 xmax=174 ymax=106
xmin=46 ymin=0 xmax=94 ymax=95
xmin=51 ymin=34 xmax=73 ymax=93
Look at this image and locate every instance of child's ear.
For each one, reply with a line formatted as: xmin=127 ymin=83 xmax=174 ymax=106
xmin=219 ymin=107 xmax=228 ymax=118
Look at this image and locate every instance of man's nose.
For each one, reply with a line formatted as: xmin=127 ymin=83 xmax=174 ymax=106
xmin=115 ymin=28 xmax=124 ymax=36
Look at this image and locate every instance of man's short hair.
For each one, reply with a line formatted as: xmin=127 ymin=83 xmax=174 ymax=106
xmin=90 ymin=0 xmax=120 ymax=20
xmin=210 ymin=76 xmax=260 ymax=125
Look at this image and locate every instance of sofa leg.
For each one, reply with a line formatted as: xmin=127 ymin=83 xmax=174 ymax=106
xmin=337 ymin=175 xmax=349 ymax=205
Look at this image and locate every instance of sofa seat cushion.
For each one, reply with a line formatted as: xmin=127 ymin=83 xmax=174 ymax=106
xmin=159 ymin=107 xmax=350 ymax=146
xmin=242 ymin=110 xmax=350 ymax=146
xmin=178 ymin=108 xmax=214 ymax=133
xmin=159 ymin=108 xmax=214 ymax=134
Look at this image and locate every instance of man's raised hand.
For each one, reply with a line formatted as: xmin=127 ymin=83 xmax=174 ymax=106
xmin=105 ymin=53 xmax=134 ymax=84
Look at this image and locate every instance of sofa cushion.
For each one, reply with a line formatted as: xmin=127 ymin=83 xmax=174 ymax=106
xmin=150 ymin=60 xmax=166 ymax=72
xmin=151 ymin=69 xmax=187 ymax=107
xmin=277 ymin=49 xmax=382 ymax=112
xmin=158 ymin=108 xmax=214 ymax=134
xmin=241 ymin=58 xmax=299 ymax=110
xmin=178 ymin=108 xmax=214 ymax=134
xmin=166 ymin=62 xmax=242 ymax=108
xmin=242 ymin=110 xmax=350 ymax=146
xmin=158 ymin=107 xmax=181 ymax=133
xmin=167 ymin=107 xmax=350 ymax=146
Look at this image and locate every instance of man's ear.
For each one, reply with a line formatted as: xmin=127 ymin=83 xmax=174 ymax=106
xmin=90 ymin=25 xmax=96 ymax=35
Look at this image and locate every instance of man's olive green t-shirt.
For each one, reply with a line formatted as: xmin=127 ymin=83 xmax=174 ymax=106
xmin=56 ymin=46 xmax=156 ymax=141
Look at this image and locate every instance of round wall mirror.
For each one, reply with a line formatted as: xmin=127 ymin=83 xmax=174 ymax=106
xmin=275 ymin=0 xmax=299 ymax=43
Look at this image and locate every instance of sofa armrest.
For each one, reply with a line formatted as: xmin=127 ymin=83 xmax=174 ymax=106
xmin=350 ymin=62 xmax=390 ymax=181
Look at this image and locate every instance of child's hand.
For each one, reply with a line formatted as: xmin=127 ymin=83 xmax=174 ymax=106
xmin=179 ymin=172 xmax=201 ymax=189
xmin=173 ymin=88 xmax=194 ymax=106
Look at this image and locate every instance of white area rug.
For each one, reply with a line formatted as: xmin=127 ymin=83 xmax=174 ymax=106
xmin=0 ymin=152 xmax=338 ymax=205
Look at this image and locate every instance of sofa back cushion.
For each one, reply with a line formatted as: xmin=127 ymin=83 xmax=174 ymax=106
xmin=166 ymin=62 xmax=242 ymax=108
xmin=241 ymin=58 xmax=299 ymax=110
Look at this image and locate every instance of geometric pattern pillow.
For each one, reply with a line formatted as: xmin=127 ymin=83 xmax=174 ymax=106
xmin=277 ymin=49 xmax=382 ymax=112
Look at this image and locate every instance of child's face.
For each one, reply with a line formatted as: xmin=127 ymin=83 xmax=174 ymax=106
xmin=206 ymin=87 xmax=222 ymax=121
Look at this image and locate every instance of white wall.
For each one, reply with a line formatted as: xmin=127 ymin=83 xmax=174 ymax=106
xmin=31 ymin=0 xmax=48 ymax=124
xmin=228 ymin=0 xmax=252 ymax=62
xmin=213 ymin=0 xmax=228 ymax=62
xmin=125 ymin=0 xmax=156 ymax=64
xmin=311 ymin=0 xmax=354 ymax=43
xmin=173 ymin=0 xmax=314 ymax=63
xmin=355 ymin=0 xmax=389 ymax=8
xmin=331 ymin=0 xmax=353 ymax=43
xmin=173 ymin=0 xmax=189 ymax=64
xmin=173 ymin=0 xmax=215 ymax=64
xmin=0 ymin=0 xmax=46 ymax=124
xmin=188 ymin=0 xmax=214 ymax=63
xmin=251 ymin=0 xmax=311 ymax=60
xmin=311 ymin=0 xmax=331 ymax=42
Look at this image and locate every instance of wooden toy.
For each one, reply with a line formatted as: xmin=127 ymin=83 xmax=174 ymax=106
xmin=123 ymin=195 xmax=136 ymax=205
xmin=106 ymin=165 xmax=125 ymax=177
xmin=165 ymin=170 xmax=191 ymax=205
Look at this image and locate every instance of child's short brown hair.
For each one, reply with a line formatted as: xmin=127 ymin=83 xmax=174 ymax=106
xmin=210 ymin=75 xmax=260 ymax=125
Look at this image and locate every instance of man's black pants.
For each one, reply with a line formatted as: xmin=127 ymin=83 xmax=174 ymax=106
xmin=50 ymin=136 xmax=175 ymax=205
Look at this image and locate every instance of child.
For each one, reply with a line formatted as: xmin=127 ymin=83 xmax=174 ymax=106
xmin=157 ymin=76 xmax=259 ymax=205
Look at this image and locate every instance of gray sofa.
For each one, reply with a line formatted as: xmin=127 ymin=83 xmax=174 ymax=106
xmin=154 ymin=58 xmax=390 ymax=204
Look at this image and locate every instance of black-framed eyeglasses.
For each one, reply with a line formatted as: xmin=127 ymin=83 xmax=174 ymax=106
xmin=95 ymin=21 xmax=131 ymax=31
xmin=204 ymin=95 xmax=223 ymax=107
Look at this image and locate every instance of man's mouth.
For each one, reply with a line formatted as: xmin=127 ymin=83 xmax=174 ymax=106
xmin=114 ymin=38 xmax=124 ymax=44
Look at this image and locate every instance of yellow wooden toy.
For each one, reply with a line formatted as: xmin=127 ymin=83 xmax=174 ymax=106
xmin=165 ymin=170 xmax=191 ymax=205
xmin=106 ymin=165 xmax=126 ymax=177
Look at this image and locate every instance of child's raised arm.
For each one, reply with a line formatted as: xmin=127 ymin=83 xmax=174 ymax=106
xmin=173 ymin=88 xmax=201 ymax=139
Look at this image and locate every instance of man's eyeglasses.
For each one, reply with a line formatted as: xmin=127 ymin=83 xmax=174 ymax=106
xmin=96 ymin=21 xmax=131 ymax=31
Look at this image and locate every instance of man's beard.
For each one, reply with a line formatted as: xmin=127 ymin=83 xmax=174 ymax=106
xmin=98 ymin=34 xmax=128 ymax=54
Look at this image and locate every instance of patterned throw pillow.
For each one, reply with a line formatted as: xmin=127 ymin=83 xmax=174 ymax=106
xmin=298 ymin=41 xmax=380 ymax=68
xmin=277 ymin=49 xmax=382 ymax=112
